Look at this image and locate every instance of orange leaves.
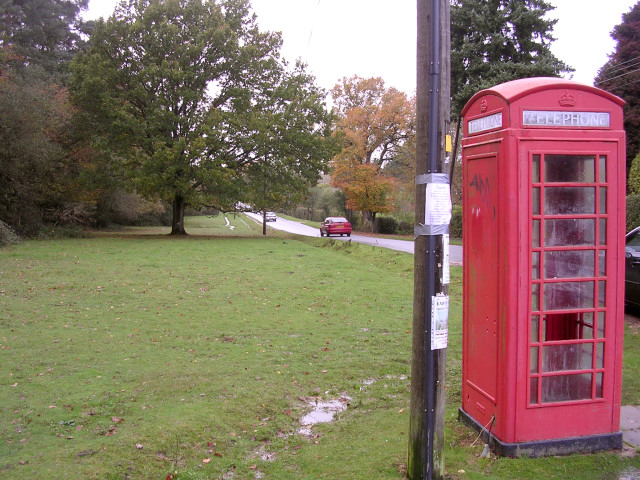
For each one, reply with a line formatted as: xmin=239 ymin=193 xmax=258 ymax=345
xmin=332 ymin=162 xmax=396 ymax=214
xmin=330 ymin=75 xmax=414 ymax=218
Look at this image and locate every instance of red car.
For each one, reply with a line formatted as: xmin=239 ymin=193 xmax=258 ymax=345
xmin=320 ymin=217 xmax=352 ymax=237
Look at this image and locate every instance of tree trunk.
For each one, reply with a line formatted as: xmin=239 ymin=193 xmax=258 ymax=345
xmin=364 ymin=211 xmax=376 ymax=232
xmin=262 ymin=210 xmax=267 ymax=236
xmin=170 ymin=195 xmax=187 ymax=235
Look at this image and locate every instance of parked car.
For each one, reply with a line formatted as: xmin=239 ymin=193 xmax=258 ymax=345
xmin=627 ymin=226 xmax=640 ymax=310
xmin=265 ymin=212 xmax=277 ymax=222
xmin=320 ymin=217 xmax=352 ymax=237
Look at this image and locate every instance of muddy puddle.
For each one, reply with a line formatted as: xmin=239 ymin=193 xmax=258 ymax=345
xmin=298 ymin=395 xmax=351 ymax=437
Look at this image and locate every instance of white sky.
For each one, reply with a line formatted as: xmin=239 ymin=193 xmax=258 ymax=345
xmin=83 ymin=0 xmax=638 ymax=94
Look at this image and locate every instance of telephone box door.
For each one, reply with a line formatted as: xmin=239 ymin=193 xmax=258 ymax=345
xmin=518 ymin=141 xmax=623 ymax=441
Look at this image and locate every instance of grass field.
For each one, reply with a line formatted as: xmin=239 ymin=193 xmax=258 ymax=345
xmin=1 ymin=214 xmax=640 ymax=479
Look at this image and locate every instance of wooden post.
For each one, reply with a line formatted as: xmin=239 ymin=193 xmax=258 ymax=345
xmin=408 ymin=0 xmax=450 ymax=478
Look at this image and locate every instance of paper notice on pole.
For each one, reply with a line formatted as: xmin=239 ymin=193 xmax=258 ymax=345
xmin=442 ymin=234 xmax=450 ymax=285
xmin=431 ymin=295 xmax=449 ymax=350
xmin=425 ymin=183 xmax=452 ymax=226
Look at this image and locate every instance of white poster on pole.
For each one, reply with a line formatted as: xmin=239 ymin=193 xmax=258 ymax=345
xmin=431 ymin=295 xmax=449 ymax=350
xmin=425 ymin=183 xmax=452 ymax=226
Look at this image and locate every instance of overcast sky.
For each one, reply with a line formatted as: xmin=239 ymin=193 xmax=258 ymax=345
xmin=84 ymin=0 xmax=638 ymax=95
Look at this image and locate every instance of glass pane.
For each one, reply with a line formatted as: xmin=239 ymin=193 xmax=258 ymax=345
xmin=544 ymin=250 xmax=595 ymax=278
xmin=533 ymin=219 xmax=540 ymax=247
xmin=580 ymin=312 xmax=594 ymax=340
xmin=532 ymin=188 xmax=540 ymax=215
xmin=599 ymin=280 xmax=606 ymax=307
xmin=545 ymin=155 xmax=595 ymax=183
xmin=543 ymin=343 xmax=593 ymax=372
xmin=531 ymin=315 xmax=539 ymax=342
xmin=598 ymin=312 xmax=606 ymax=338
xmin=599 ymin=156 xmax=607 ymax=183
xmin=532 ymin=154 xmax=540 ymax=183
xmin=597 ymin=342 xmax=604 ymax=369
xmin=544 ymin=187 xmax=596 ymax=215
xmin=532 ymin=283 xmax=540 ymax=311
xmin=531 ymin=347 xmax=539 ymax=373
xmin=542 ymin=374 xmax=593 ymax=403
xmin=544 ymin=312 xmax=593 ymax=341
xmin=596 ymin=373 xmax=604 ymax=398
xmin=532 ymin=252 xmax=540 ymax=279
xmin=600 ymin=187 xmax=607 ymax=214
xmin=530 ymin=377 xmax=539 ymax=404
xmin=545 ymin=219 xmax=595 ymax=246
xmin=544 ymin=281 xmax=595 ymax=310
xmin=599 ymin=250 xmax=606 ymax=276
xmin=600 ymin=219 xmax=607 ymax=245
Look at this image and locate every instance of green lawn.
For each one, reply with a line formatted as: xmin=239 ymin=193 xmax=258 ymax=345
xmin=1 ymin=215 xmax=639 ymax=479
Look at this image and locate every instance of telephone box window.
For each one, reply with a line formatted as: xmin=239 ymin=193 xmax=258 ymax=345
xmin=599 ymin=251 xmax=607 ymax=275
xmin=533 ymin=188 xmax=541 ymax=215
xmin=544 ymin=250 xmax=595 ymax=278
xmin=599 ymin=281 xmax=607 ymax=307
xmin=599 ymin=156 xmax=607 ymax=183
xmin=545 ymin=219 xmax=596 ymax=246
xmin=532 ymin=220 xmax=541 ymax=247
xmin=542 ymin=343 xmax=593 ymax=372
xmin=544 ymin=155 xmax=595 ymax=183
xmin=600 ymin=219 xmax=607 ymax=245
xmin=544 ymin=313 xmax=595 ymax=341
xmin=543 ymin=281 xmax=595 ymax=310
xmin=542 ymin=374 xmax=593 ymax=403
xmin=600 ymin=188 xmax=607 ymax=214
xmin=532 ymin=284 xmax=540 ymax=311
xmin=529 ymin=152 xmax=610 ymax=407
xmin=532 ymin=252 xmax=540 ymax=279
xmin=598 ymin=312 xmax=606 ymax=338
xmin=532 ymin=154 xmax=541 ymax=183
xmin=531 ymin=315 xmax=540 ymax=342
xmin=531 ymin=347 xmax=539 ymax=373
xmin=544 ymin=187 xmax=596 ymax=215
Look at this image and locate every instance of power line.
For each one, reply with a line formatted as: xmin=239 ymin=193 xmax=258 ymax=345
xmin=600 ymin=54 xmax=640 ymax=76
xmin=598 ymin=56 xmax=640 ymax=84
xmin=605 ymin=74 xmax=640 ymax=92
xmin=598 ymin=63 xmax=640 ymax=85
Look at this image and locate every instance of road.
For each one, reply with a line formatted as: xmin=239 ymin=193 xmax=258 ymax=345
xmin=244 ymin=212 xmax=463 ymax=265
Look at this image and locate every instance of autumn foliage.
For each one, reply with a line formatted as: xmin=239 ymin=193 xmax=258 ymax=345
xmin=330 ymin=76 xmax=414 ymax=229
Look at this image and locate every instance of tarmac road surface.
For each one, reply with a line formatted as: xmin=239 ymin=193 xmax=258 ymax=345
xmin=244 ymin=212 xmax=463 ymax=265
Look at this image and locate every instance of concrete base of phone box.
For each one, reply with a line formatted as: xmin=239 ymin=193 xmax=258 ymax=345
xmin=458 ymin=408 xmax=623 ymax=458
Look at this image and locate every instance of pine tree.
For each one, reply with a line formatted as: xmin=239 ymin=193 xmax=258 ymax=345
xmin=451 ymin=0 xmax=572 ymax=116
xmin=595 ymin=2 xmax=640 ymax=176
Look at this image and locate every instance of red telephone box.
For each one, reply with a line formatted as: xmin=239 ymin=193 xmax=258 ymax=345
xmin=459 ymin=77 xmax=626 ymax=457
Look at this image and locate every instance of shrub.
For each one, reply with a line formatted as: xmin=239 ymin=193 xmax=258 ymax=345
xmin=450 ymin=205 xmax=462 ymax=239
xmin=629 ymin=152 xmax=640 ymax=195
xmin=96 ymin=189 xmax=169 ymax=227
xmin=0 ymin=220 xmax=21 ymax=247
xmin=375 ymin=216 xmax=398 ymax=234
xmin=628 ymin=194 xmax=640 ymax=233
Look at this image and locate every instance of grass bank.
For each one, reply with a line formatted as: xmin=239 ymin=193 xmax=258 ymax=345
xmin=0 ymin=215 xmax=639 ymax=479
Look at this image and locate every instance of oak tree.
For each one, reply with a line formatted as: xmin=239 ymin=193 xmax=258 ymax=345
xmin=241 ymin=63 xmax=338 ymax=235
xmin=70 ymin=0 xmax=333 ymax=235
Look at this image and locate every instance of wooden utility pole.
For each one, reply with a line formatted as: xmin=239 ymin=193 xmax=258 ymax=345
xmin=408 ymin=0 xmax=451 ymax=479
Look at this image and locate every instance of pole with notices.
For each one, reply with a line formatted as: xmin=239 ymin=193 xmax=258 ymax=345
xmin=408 ymin=0 xmax=451 ymax=479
